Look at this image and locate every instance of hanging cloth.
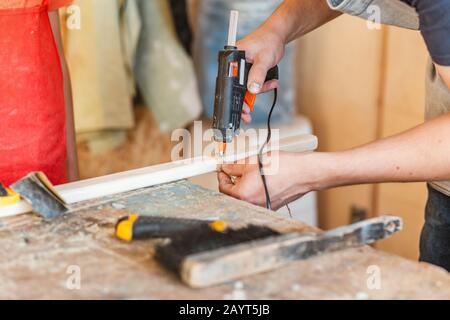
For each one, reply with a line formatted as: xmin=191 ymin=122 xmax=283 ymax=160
xmin=61 ymin=0 xmax=135 ymax=135
xmin=0 ymin=0 xmax=68 ymax=185
xmin=134 ymin=0 xmax=202 ymax=132
xmin=169 ymin=0 xmax=193 ymax=55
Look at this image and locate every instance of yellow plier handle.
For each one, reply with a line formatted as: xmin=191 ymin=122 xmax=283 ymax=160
xmin=0 ymin=184 xmax=21 ymax=206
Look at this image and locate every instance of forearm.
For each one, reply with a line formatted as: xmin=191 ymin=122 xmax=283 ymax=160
xmin=261 ymin=0 xmax=341 ymax=44
xmin=309 ymin=113 xmax=450 ymax=190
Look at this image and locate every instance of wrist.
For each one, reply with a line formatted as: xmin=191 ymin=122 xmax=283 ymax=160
xmin=260 ymin=6 xmax=294 ymax=45
xmin=257 ymin=22 xmax=288 ymax=48
xmin=315 ymin=150 xmax=370 ymax=190
xmin=292 ymin=152 xmax=348 ymax=192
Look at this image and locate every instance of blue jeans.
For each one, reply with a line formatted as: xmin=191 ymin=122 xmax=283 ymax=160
xmin=419 ymin=185 xmax=450 ymax=271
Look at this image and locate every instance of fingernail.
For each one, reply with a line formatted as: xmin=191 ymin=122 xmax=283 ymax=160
xmin=249 ymin=82 xmax=261 ymax=94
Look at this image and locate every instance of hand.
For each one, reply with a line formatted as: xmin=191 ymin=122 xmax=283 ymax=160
xmin=237 ymin=28 xmax=286 ymax=124
xmin=218 ymin=152 xmax=327 ymax=210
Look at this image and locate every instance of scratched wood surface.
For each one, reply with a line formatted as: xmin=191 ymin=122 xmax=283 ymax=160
xmin=0 ymin=180 xmax=449 ymax=299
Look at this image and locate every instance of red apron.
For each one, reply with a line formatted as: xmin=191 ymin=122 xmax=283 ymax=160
xmin=0 ymin=0 xmax=68 ymax=186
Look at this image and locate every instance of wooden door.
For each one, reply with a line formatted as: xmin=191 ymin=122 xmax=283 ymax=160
xmin=296 ymin=19 xmax=429 ymax=260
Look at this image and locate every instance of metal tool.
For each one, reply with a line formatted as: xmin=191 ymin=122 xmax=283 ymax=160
xmin=10 ymin=172 xmax=68 ymax=219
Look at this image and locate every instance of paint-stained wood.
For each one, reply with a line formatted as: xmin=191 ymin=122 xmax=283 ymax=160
xmin=0 ymin=180 xmax=448 ymax=299
xmin=181 ymin=216 xmax=402 ymax=288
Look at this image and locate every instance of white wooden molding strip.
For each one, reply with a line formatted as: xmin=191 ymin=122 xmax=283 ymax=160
xmin=0 ymin=200 xmax=33 ymax=219
xmin=56 ymin=134 xmax=318 ymax=204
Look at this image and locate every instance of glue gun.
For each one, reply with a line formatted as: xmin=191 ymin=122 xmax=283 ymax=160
xmin=212 ymin=10 xmax=279 ymax=156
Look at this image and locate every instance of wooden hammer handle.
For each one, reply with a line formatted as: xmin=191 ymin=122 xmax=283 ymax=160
xmin=181 ymin=215 xmax=402 ymax=288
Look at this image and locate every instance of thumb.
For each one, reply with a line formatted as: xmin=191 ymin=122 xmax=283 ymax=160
xmin=218 ymin=172 xmax=240 ymax=198
xmin=221 ymin=163 xmax=245 ymax=177
xmin=247 ymin=58 xmax=272 ymax=94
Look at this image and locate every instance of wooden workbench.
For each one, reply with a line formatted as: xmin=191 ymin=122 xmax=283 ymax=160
xmin=0 ymin=180 xmax=448 ymax=299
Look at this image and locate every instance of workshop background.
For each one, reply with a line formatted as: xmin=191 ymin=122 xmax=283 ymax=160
xmin=60 ymin=0 xmax=428 ymax=261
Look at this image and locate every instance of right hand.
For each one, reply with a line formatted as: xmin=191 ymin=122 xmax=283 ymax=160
xmin=237 ymin=28 xmax=286 ymax=124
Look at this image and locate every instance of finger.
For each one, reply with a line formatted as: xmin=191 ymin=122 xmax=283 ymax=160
xmin=236 ymin=40 xmax=254 ymax=61
xmin=241 ymin=113 xmax=252 ymax=124
xmin=218 ymin=172 xmax=240 ymax=198
xmin=225 ymin=155 xmax=258 ymax=168
xmin=242 ymin=105 xmax=251 ymax=114
xmin=236 ymin=155 xmax=258 ymax=166
xmin=221 ymin=163 xmax=245 ymax=177
xmin=247 ymin=59 xmax=273 ymax=94
xmin=261 ymin=79 xmax=279 ymax=93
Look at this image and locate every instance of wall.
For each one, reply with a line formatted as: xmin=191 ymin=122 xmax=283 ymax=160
xmin=372 ymin=27 xmax=428 ymax=259
xmin=296 ymin=16 xmax=429 ymax=260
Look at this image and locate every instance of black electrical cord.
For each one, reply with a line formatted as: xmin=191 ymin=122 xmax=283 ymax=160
xmin=258 ymin=88 xmax=277 ymax=210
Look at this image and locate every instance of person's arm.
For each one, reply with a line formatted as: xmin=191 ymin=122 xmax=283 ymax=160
xmin=239 ymin=0 xmax=340 ymax=122
xmin=49 ymin=11 xmax=79 ymax=181
xmin=436 ymin=64 xmax=450 ymax=89
xmin=219 ymin=113 xmax=450 ymax=210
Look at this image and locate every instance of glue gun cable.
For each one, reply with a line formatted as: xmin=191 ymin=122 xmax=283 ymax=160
xmin=258 ymin=88 xmax=277 ymax=210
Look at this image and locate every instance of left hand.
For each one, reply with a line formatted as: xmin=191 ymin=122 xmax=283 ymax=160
xmin=218 ymin=152 xmax=325 ymax=210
